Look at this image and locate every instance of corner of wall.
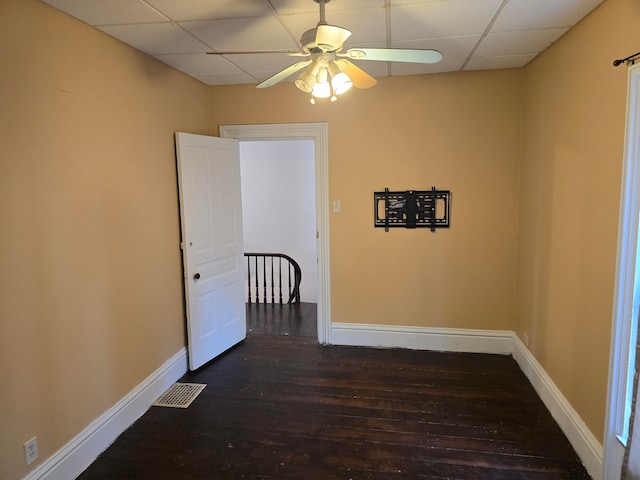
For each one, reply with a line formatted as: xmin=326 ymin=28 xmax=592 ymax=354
xmin=511 ymin=335 xmax=603 ymax=479
xmin=22 ymin=348 xmax=188 ymax=480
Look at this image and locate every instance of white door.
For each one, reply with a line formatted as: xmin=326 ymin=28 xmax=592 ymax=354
xmin=175 ymin=132 xmax=246 ymax=370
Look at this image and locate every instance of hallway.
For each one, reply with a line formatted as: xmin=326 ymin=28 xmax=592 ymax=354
xmin=246 ymin=302 xmax=317 ymax=338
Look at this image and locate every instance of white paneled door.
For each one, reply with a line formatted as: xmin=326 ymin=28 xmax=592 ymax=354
xmin=175 ymin=132 xmax=246 ymax=370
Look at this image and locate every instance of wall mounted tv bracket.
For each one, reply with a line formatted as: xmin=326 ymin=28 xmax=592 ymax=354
xmin=374 ymin=187 xmax=451 ymax=232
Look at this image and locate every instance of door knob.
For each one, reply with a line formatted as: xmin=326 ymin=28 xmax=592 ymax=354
xmin=193 ymin=273 xmax=201 ymax=280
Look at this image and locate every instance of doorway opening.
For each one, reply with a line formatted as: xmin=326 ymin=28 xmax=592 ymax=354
xmin=239 ymin=139 xmax=318 ymax=339
xmin=219 ymin=123 xmax=332 ymax=345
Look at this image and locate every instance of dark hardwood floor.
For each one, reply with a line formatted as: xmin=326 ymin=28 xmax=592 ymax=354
xmin=77 ymin=305 xmax=590 ymax=479
xmin=246 ymin=302 xmax=317 ymax=337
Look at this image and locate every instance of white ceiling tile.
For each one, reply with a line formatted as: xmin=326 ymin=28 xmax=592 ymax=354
xmin=324 ymin=0 xmax=387 ymax=11
xmin=41 ymin=0 xmax=167 ymax=25
xmin=390 ymin=0 xmax=504 ymax=40
xmin=278 ymin=12 xmax=325 ymax=41
xmin=97 ymin=23 xmax=207 ymax=54
xmin=465 ymin=53 xmax=538 ymax=71
xmin=153 ymin=53 xmax=241 ymax=75
xmin=492 ymin=0 xmax=604 ymax=31
xmin=475 ymin=28 xmax=569 ymax=57
xmin=145 ymin=0 xmax=273 ymax=21
xmin=193 ymin=72 xmax=258 ymax=86
xmin=270 ymin=0 xmax=385 ymax=16
xmin=268 ymin=0 xmax=324 ymax=16
xmin=326 ymin=8 xmax=387 ymax=46
xmin=180 ymin=17 xmax=298 ymax=52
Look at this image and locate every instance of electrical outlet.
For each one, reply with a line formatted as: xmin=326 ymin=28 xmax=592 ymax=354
xmin=24 ymin=436 xmax=38 ymax=465
xmin=523 ymin=332 xmax=530 ymax=347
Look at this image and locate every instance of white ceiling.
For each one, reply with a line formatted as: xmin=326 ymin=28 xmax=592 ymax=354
xmin=41 ymin=0 xmax=604 ymax=86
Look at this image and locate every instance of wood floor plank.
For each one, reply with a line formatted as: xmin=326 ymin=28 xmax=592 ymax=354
xmin=77 ymin=306 xmax=590 ymax=479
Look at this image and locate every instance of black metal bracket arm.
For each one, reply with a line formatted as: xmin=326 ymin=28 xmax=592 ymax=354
xmin=374 ymin=187 xmax=451 ymax=232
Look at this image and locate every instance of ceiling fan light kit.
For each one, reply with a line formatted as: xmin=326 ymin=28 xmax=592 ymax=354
xmin=208 ymin=0 xmax=443 ymax=104
xmin=295 ymin=51 xmax=353 ymax=104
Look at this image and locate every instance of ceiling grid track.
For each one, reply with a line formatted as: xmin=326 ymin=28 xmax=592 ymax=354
xmin=461 ymin=0 xmax=510 ymax=71
xmin=265 ymin=0 xmax=305 ymax=52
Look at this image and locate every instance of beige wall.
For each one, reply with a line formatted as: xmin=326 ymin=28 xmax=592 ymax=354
xmin=210 ymin=69 xmax=524 ymax=331
xmin=4 ymin=0 xmax=640 ymax=477
xmin=0 ymin=1 xmax=209 ymax=478
xmin=517 ymin=0 xmax=640 ymax=442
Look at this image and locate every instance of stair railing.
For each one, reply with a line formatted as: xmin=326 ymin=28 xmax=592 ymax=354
xmin=244 ymin=253 xmax=301 ymax=304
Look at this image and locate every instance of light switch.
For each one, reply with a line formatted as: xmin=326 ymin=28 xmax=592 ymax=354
xmin=332 ymin=200 xmax=341 ymax=213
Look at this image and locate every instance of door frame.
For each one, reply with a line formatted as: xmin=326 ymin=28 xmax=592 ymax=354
xmin=220 ymin=123 xmax=332 ymax=344
xmin=603 ymin=63 xmax=640 ymax=479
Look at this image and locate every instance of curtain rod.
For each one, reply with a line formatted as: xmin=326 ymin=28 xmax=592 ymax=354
xmin=614 ymin=51 xmax=640 ymax=66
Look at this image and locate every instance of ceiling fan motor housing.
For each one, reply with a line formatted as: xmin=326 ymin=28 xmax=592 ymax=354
xmin=301 ymin=27 xmax=344 ymax=53
xmin=300 ymin=28 xmax=320 ymax=52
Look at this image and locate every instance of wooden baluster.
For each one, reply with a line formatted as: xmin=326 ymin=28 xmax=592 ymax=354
xmin=262 ymin=255 xmax=267 ymax=303
xmin=254 ymin=256 xmax=259 ymax=304
xmin=246 ymin=255 xmax=252 ymax=304
xmin=278 ymin=257 xmax=283 ymax=304
xmin=288 ymin=263 xmax=292 ymax=303
xmin=270 ymin=256 xmax=275 ymax=303
xmin=245 ymin=253 xmax=301 ymax=305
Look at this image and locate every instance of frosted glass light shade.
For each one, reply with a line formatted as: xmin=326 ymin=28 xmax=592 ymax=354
xmin=331 ymin=72 xmax=352 ymax=94
xmin=312 ymin=82 xmax=331 ymax=98
xmin=295 ymin=70 xmax=316 ymax=93
xmin=295 ymin=62 xmax=320 ymax=93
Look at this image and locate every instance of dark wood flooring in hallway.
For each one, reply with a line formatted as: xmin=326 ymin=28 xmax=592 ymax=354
xmin=246 ymin=301 xmax=317 ymax=337
xmin=77 ymin=303 xmax=590 ymax=479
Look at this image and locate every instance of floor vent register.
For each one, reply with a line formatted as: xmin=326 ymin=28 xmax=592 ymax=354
xmin=153 ymin=383 xmax=206 ymax=408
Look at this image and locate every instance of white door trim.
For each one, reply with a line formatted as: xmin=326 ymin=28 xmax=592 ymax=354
xmin=603 ymin=63 xmax=640 ymax=480
xmin=219 ymin=123 xmax=332 ymax=344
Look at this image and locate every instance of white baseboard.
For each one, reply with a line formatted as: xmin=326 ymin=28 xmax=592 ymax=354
xmin=332 ymin=322 xmax=603 ymax=479
xmin=23 ymin=348 xmax=188 ymax=480
xmin=331 ymin=322 xmax=514 ymax=354
xmin=511 ymin=336 xmax=603 ymax=479
xmin=23 ymin=326 xmax=604 ymax=480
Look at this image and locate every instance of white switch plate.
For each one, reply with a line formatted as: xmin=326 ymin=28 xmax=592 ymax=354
xmin=332 ymin=200 xmax=341 ymax=213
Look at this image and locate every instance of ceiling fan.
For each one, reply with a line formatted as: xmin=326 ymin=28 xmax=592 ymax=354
xmin=207 ymin=0 xmax=443 ymax=103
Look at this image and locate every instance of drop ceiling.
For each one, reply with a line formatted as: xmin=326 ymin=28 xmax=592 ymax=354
xmin=40 ymin=0 xmax=604 ymax=86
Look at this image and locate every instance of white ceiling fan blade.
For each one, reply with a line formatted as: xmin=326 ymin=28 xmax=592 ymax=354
xmin=337 ymin=60 xmax=377 ymax=89
xmin=316 ymin=25 xmax=352 ymax=51
xmin=206 ymin=50 xmax=303 ymax=55
xmin=344 ymin=48 xmax=443 ymax=64
xmin=257 ymin=60 xmax=312 ymax=89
